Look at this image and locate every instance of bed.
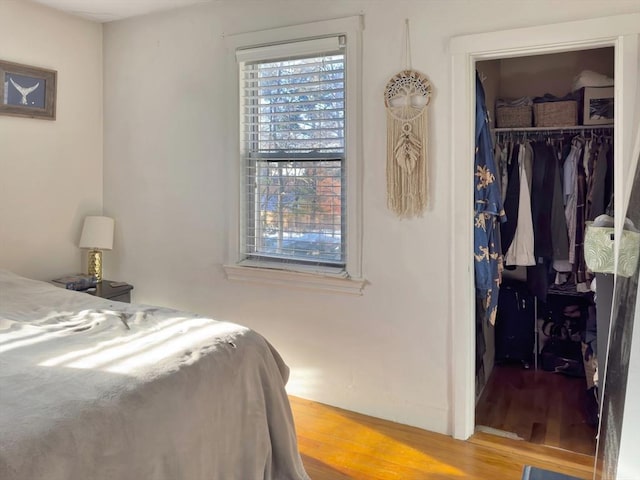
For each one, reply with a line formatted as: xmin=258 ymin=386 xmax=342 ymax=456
xmin=0 ymin=270 xmax=309 ymax=480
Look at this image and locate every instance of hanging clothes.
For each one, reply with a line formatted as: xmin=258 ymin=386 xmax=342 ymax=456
xmin=530 ymin=141 xmax=556 ymax=258
xmin=564 ymin=137 xmax=585 ymax=267
xmin=575 ymin=143 xmax=590 ymax=292
xmin=495 ymin=130 xmax=613 ymax=295
xmin=527 ymin=140 xmax=557 ymax=301
xmin=474 ymin=71 xmax=506 ymax=326
xmin=504 ymin=144 xmax=536 ymax=267
xmin=550 ymin=141 xmax=570 ymax=263
xmin=501 ymin=145 xmax=520 ymax=255
xmin=587 ymin=141 xmax=611 ymax=220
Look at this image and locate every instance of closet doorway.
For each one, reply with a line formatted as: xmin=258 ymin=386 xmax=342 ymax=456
xmin=473 ymin=49 xmax=614 ymax=456
xmin=450 ymin=12 xmax=640 ymax=472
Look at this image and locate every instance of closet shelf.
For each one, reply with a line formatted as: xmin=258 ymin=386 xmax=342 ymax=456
xmin=493 ymin=125 xmax=613 ymax=133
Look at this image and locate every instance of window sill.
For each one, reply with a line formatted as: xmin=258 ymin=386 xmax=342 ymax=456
xmin=223 ymin=262 xmax=366 ymax=295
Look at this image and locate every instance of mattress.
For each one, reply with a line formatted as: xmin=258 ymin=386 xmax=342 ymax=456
xmin=0 ymin=270 xmax=309 ymax=480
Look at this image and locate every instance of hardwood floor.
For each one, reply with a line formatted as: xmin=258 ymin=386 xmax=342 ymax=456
xmin=475 ymin=364 xmax=597 ymax=456
xmin=290 ymin=396 xmax=594 ymax=480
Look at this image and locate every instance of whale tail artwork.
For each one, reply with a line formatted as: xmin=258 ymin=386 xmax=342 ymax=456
xmin=0 ymin=60 xmax=56 ymax=120
xmin=9 ymin=77 xmax=40 ymax=105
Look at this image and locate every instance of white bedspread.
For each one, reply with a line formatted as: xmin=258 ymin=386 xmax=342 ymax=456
xmin=0 ymin=270 xmax=309 ymax=480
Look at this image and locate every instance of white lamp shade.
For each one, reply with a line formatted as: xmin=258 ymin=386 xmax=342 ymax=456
xmin=79 ymin=216 xmax=114 ymax=250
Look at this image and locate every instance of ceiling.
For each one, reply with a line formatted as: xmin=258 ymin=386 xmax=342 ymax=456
xmin=31 ymin=0 xmax=210 ymax=23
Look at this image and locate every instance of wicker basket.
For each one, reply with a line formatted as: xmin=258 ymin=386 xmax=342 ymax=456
xmin=533 ymin=101 xmax=577 ymax=127
xmin=495 ymin=105 xmax=532 ymax=128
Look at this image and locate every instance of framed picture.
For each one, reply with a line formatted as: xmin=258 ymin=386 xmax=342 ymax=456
xmin=0 ymin=60 xmax=57 ymax=120
xmin=582 ymin=86 xmax=614 ymax=126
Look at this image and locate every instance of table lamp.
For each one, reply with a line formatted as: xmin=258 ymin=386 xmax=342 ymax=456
xmin=79 ymin=216 xmax=114 ymax=283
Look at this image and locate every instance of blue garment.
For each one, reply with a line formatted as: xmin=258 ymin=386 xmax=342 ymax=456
xmin=474 ymin=72 xmax=506 ymax=324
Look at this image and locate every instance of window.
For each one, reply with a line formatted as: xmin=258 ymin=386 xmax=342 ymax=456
xmin=240 ymin=38 xmax=346 ymax=269
xmin=225 ymin=17 xmax=364 ymax=294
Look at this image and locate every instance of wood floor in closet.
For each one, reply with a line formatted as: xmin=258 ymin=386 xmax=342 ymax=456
xmin=475 ymin=363 xmax=597 ymax=456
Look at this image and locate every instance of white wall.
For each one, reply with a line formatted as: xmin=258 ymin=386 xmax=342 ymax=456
xmin=499 ymin=48 xmax=615 ymax=98
xmin=0 ymin=0 xmax=103 ymax=281
xmin=103 ymin=0 xmax=640 ymax=434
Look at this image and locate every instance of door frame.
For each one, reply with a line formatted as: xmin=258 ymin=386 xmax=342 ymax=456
xmin=449 ymin=13 xmax=640 ymax=441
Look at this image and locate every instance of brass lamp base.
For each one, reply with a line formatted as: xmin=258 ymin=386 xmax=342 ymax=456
xmin=87 ymin=249 xmax=103 ymax=282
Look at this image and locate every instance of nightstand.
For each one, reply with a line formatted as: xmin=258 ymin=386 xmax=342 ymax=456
xmin=87 ymin=281 xmax=134 ymax=303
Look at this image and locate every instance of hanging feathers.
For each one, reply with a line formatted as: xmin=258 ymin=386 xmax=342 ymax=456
xmin=394 ymin=123 xmax=421 ymax=173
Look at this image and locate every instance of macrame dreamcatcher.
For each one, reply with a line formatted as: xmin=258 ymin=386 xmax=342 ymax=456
xmin=384 ymin=21 xmax=432 ymax=218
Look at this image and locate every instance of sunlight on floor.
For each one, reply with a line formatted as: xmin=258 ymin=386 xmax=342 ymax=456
xmin=296 ymin=404 xmax=465 ymax=478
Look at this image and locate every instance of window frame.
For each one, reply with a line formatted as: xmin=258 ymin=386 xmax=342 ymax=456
xmin=223 ymin=16 xmax=364 ymax=295
xmin=240 ymin=45 xmax=346 ymax=269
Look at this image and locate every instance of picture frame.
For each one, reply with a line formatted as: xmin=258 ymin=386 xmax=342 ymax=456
xmin=0 ymin=60 xmax=57 ymax=120
xmin=582 ymin=86 xmax=614 ymax=126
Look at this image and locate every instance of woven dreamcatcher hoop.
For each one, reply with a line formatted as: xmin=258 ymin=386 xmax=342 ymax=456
xmin=384 ymin=22 xmax=432 ymax=218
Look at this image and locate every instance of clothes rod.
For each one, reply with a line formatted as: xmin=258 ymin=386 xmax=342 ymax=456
xmin=493 ymin=125 xmax=613 ymax=133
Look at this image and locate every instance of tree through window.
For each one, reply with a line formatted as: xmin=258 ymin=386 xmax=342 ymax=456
xmin=240 ymin=40 xmax=346 ymax=267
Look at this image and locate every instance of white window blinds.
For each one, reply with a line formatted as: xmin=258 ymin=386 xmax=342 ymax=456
xmin=238 ymin=36 xmax=346 ymax=267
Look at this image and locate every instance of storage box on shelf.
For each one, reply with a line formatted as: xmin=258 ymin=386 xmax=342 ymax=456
xmin=495 ymin=105 xmax=532 ymax=128
xmin=533 ymin=101 xmax=578 ymax=127
xmin=580 ymin=86 xmax=614 ymax=126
